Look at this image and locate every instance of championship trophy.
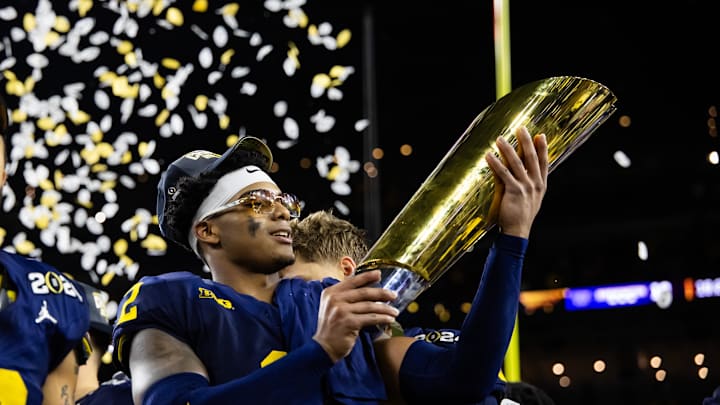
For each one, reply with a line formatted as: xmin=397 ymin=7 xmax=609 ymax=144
xmin=355 ymin=76 xmax=617 ymax=312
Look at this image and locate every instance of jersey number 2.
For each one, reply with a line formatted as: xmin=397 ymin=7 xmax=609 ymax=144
xmin=117 ymin=282 xmax=143 ymax=325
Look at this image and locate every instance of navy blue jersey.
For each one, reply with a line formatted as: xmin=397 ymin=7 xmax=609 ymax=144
xmin=112 ymin=272 xmax=385 ymax=404
xmin=0 ymin=250 xmax=90 ymax=405
xmin=77 ymin=371 xmax=133 ymax=405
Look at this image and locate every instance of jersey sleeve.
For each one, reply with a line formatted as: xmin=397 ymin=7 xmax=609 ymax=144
xmin=112 ymin=272 xmax=197 ymax=372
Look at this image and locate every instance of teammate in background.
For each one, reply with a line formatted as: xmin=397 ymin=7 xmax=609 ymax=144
xmin=113 ymin=126 xmax=547 ymax=404
xmin=0 ymin=95 xmax=91 ymax=405
xmin=280 ymin=209 xmax=507 ymax=404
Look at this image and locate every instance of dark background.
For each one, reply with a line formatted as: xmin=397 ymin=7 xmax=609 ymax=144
xmin=1 ymin=1 xmax=719 ymax=403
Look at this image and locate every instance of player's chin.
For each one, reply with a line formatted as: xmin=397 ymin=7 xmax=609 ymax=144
xmin=271 ymin=246 xmax=295 ymax=271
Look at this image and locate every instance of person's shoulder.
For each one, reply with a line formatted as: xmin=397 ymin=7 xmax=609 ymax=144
xmin=136 ymin=270 xmax=205 ymax=286
xmin=278 ymin=277 xmax=339 ymax=296
xmin=0 ymin=249 xmax=65 ymax=277
xmin=0 ymin=249 xmax=87 ymax=311
xmin=122 ymin=271 xmax=209 ymax=297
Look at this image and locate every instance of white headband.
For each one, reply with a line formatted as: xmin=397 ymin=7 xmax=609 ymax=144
xmin=188 ymin=165 xmax=275 ymax=256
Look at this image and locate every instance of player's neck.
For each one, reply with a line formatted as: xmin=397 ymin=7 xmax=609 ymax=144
xmin=212 ymin=268 xmax=279 ymax=303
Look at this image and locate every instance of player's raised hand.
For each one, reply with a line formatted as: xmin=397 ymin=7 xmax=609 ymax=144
xmin=313 ymin=270 xmax=399 ymax=362
xmin=485 ymin=126 xmax=549 ymax=238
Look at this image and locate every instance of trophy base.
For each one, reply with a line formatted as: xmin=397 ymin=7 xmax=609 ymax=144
xmin=356 ymin=265 xmax=429 ymax=313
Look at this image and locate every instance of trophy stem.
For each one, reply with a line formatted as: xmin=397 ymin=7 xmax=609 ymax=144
xmin=357 ymin=265 xmax=429 ymax=313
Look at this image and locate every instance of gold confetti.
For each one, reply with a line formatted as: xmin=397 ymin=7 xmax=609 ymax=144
xmin=39 ymin=179 xmax=54 ymax=191
xmin=117 ymin=40 xmax=133 ymax=55
xmin=195 ymin=95 xmax=209 ymax=111
xmin=16 ymin=240 xmax=35 ymax=256
xmin=161 ymin=58 xmax=181 ymax=70
xmin=219 ymin=114 xmax=230 ymax=129
xmin=220 ymin=3 xmax=239 ymax=16
xmin=155 ymin=109 xmax=170 ymax=126
xmin=166 ymin=7 xmax=184 ymax=26
xmin=77 ymin=0 xmax=93 ymax=17
xmin=220 ymin=49 xmax=235 ymax=65
xmin=336 ymin=29 xmax=351 ymax=48
xmin=113 ymin=239 xmax=128 ymax=256
xmin=101 ymin=271 xmax=115 ymax=286
xmin=312 ymin=73 xmax=331 ymax=88
xmin=22 ymin=13 xmax=36 ymax=32
xmin=54 ymin=16 xmax=71 ymax=33
xmin=192 ymin=0 xmax=208 ymax=13
xmin=141 ymin=234 xmax=167 ymax=251
xmin=35 ymin=214 xmax=50 ymax=230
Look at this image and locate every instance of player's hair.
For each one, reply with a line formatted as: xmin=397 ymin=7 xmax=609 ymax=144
xmin=164 ymin=149 xmax=270 ymax=251
xmin=291 ymin=210 xmax=369 ymax=264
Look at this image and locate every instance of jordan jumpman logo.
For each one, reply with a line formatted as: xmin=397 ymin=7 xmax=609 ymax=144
xmin=35 ymin=300 xmax=58 ymax=324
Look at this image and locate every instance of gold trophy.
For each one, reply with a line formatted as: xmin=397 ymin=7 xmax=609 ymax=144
xmin=356 ymin=76 xmax=617 ymax=312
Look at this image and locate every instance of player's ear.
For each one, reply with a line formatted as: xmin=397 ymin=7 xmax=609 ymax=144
xmin=339 ymin=256 xmax=356 ymax=278
xmin=195 ymin=221 xmax=220 ymax=245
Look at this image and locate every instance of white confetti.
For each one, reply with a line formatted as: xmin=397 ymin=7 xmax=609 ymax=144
xmin=354 ymin=119 xmax=370 ymax=132
xmin=0 ymin=57 xmax=16 ymax=71
xmin=142 ymin=159 xmax=161 ymax=175
xmin=273 ymin=101 xmax=288 ymax=117
xmin=322 ymin=36 xmax=337 ymax=51
xmin=94 ymin=90 xmax=110 ymax=110
xmin=86 ymin=217 xmax=104 ymax=235
xmin=159 ymin=123 xmax=173 ymax=138
xmin=88 ymin=31 xmax=109 ymax=45
xmin=208 ymin=71 xmax=223 ymax=85
xmin=231 ymin=66 xmax=250 ymax=78
xmin=74 ymin=208 xmax=88 ymax=228
xmin=120 ymin=98 xmax=134 ymax=123
xmin=213 ymin=26 xmax=229 ymax=48
xmin=102 ymin=203 xmax=119 ymax=219
xmin=276 ymin=139 xmax=297 ymax=150
xmin=331 ymin=181 xmax=351 ymax=196
xmin=310 ymin=110 xmax=335 ymax=133
xmin=10 ymin=27 xmax=25 ymax=42
xmin=613 ymin=150 xmax=631 ymax=168
xmin=638 ymin=241 xmax=648 ymax=261
xmin=27 ymin=53 xmax=49 ymax=69
xmin=333 ymin=200 xmax=350 ymax=215
xmin=188 ymin=106 xmax=208 ymax=128
xmin=256 ymin=44 xmax=273 ymax=61
xmin=240 ymin=82 xmax=258 ymax=96
xmin=264 ymin=0 xmax=283 ymax=12
xmin=282 ymin=57 xmax=297 ymax=76
xmin=250 ymin=33 xmax=263 ymax=46
xmin=137 ymin=104 xmax=158 ymax=117
xmin=0 ymin=6 xmax=18 ymax=20
xmin=170 ymin=114 xmax=184 ymax=135
xmin=283 ymin=117 xmax=299 ymax=139
xmin=327 ymin=87 xmax=343 ymax=100
xmin=199 ymin=47 xmax=213 ymax=69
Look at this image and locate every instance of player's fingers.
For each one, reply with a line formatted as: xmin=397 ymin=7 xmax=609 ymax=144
xmin=485 ymin=151 xmax=513 ymax=185
xmin=534 ymin=133 xmax=549 ymax=181
xmin=496 ymin=134 xmax=527 ymax=181
xmin=339 ymin=286 xmax=398 ymax=304
xmin=516 ymin=126 xmax=541 ymax=179
xmin=350 ymin=313 xmax=397 ymax=329
xmin=329 ymin=270 xmax=382 ymax=292
xmin=346 ymin=301 xmax=400 ymax=317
